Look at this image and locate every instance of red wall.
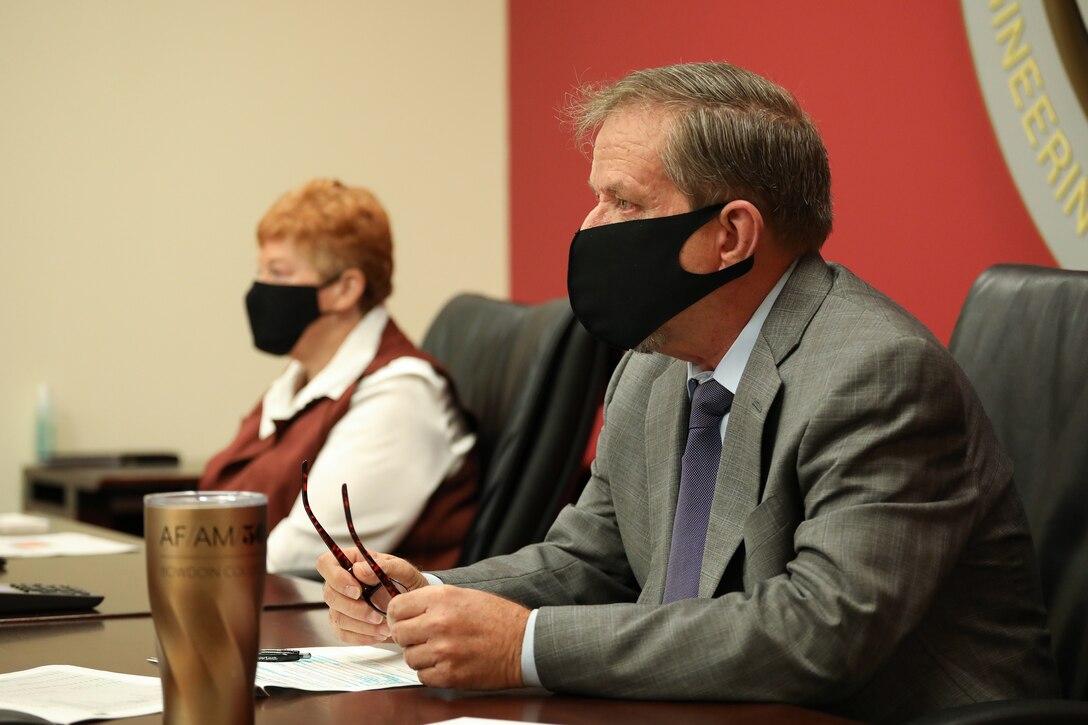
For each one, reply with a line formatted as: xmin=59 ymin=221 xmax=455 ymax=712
xmin=508 ymin=1 xmax=1056 ymax=343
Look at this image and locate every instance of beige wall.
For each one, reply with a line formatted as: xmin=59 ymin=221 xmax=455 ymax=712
xmin=0 ymin=1 xmax=508 ymax=511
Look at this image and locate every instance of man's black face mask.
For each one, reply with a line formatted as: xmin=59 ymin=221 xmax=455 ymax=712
xmin=566 ymin=204 xmax=755 ymax=351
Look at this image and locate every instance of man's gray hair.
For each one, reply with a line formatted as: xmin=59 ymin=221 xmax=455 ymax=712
xmin=570 ymin=62 xmax=833 ymax=251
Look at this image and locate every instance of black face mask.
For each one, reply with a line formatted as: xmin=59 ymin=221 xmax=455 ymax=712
xmin=244 ymin=282 xmax=323 ymax=355
xmin=567 ymin=204 xmax=755 ymax=350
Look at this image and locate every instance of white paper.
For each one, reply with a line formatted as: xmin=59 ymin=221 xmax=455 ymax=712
xmin=0 ymin=513 xmax=50 ymax=535
xmin=255 ymin=646 xmax=421 ymax=692
xmin=0 ymin=647 xmax=416 ymax=723
xmin=0 ymin=665 xmax=162 ymax=724
xmin=0 ymin=532 xmax=138 ymax=558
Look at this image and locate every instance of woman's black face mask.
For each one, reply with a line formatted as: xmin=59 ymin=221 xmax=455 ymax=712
xmin=566 ymin=204 xmax=754 ymax=351
xmin=244 ymin=281 xmax=323 ymax=355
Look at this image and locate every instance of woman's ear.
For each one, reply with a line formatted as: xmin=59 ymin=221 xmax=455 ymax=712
xmin=326 ymin=268 xmax=367 ymax=312
xmin=716 ymin=200 xmax=764 ymax=268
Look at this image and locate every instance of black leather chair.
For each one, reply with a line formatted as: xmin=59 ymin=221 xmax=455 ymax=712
xmin=421 ymin=294 xmax=617 ymax=565
xmin=908 ymin=264 xmax=1088 ymax=724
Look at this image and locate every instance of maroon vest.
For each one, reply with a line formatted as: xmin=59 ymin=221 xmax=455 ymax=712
xmin=199 ymin=318 xmax=478 ymax=570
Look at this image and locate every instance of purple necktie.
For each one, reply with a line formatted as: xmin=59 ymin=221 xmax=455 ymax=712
xmin=662 ymin=378 xmax=734 ymax=603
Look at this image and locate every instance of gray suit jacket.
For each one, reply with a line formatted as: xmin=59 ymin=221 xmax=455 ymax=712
xmin=439 ymin=255 xmax=1059 ymax=722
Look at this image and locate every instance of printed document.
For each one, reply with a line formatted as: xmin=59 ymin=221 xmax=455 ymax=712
xmin=256 ymin=645 xmax=420 ymax=692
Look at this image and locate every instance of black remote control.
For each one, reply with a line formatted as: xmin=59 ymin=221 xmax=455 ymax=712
xmin=0 ymin=583 xmax=104 ymax=615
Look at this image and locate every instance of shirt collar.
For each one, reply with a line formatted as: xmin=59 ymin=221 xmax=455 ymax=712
xmin=260 ymin=305 xmax=388 ymax=438
xmin=687 ymin=260 xmax=798 ymax=395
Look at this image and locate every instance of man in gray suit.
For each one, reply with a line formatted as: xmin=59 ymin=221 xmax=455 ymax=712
xmin=317 ymin=62 xmax=1058 ymax=722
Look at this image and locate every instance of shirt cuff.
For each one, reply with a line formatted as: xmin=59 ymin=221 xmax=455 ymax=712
xmin=422 ymin=572 xmax=443 ymax=586
xmin=520 ymin=609 xmax=542 ymax=688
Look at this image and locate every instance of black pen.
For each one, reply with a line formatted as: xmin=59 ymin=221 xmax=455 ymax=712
xmin=258 ymin=650 xmax=311 ymax=663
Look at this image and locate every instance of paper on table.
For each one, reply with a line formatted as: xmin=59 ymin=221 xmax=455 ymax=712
xmin=255 ymin=646 xmax=421 ymax=692
xmin=0 ymin=513 xmax=50 ymax=535
xmin=0 ymin=665 xmax=162 ymax=724
xmin=0 ymin=647 xmax=416 ymax=723
xmin=0 ymin=532 xmax=138 ymax=558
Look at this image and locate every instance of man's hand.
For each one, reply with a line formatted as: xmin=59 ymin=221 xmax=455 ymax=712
xmin=317 ymin=550 xmax=428 ymax=644
xmin=387 ymin=585 xmax=530 ymax=690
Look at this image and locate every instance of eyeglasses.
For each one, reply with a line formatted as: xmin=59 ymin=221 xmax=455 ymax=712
xmin=300 ymin=460 xmax=408 ymax=615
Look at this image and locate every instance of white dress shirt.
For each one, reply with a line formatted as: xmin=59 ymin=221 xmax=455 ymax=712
xmin=519 ymin=261 xmax=797 ymax=687
xmin=265 ymin=305 xmax=475 ymax=573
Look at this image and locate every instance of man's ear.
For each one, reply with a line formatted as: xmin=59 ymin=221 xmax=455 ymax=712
xmin=325 ymin=268 xmax=367 ymax=312
xmin=716 ymin=200 xmax=763 ymax=268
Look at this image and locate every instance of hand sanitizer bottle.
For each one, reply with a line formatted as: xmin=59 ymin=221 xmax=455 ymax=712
xmin=35 ymin=383 xmax=55 ymax=463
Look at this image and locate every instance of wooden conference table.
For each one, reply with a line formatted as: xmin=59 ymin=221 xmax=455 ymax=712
xmin=0 ymin=610 xmax=859 ymax=725
xmin=0 ymin=521 xmax=860 ymax=724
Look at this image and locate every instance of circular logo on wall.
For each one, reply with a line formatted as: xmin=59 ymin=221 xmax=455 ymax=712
xmin=962 ymin=1 xmax=1088 ymax=269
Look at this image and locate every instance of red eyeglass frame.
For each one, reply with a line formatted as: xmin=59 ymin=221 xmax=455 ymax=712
xmin=300 ymin=460 xmax=405 ymax=613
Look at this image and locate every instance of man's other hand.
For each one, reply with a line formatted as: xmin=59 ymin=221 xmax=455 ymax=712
xmin=388 ymin=585 xmax=530 ymax=690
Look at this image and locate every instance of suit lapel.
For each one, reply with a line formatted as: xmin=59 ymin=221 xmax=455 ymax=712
xmin=700 ymin=343 xmax=779 ymax=595
xmin=644 ymin=358 xmax=689 ymax=599
xmin=700 ymin=253 xmax=834 ymax=596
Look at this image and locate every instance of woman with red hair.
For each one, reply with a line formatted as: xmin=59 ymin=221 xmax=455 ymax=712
xmin=200 ymin=179 xmax=477 ymax=573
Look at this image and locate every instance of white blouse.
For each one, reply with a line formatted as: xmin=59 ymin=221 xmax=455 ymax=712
xmin=263 ymin=306 xmax=475 ymax=573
